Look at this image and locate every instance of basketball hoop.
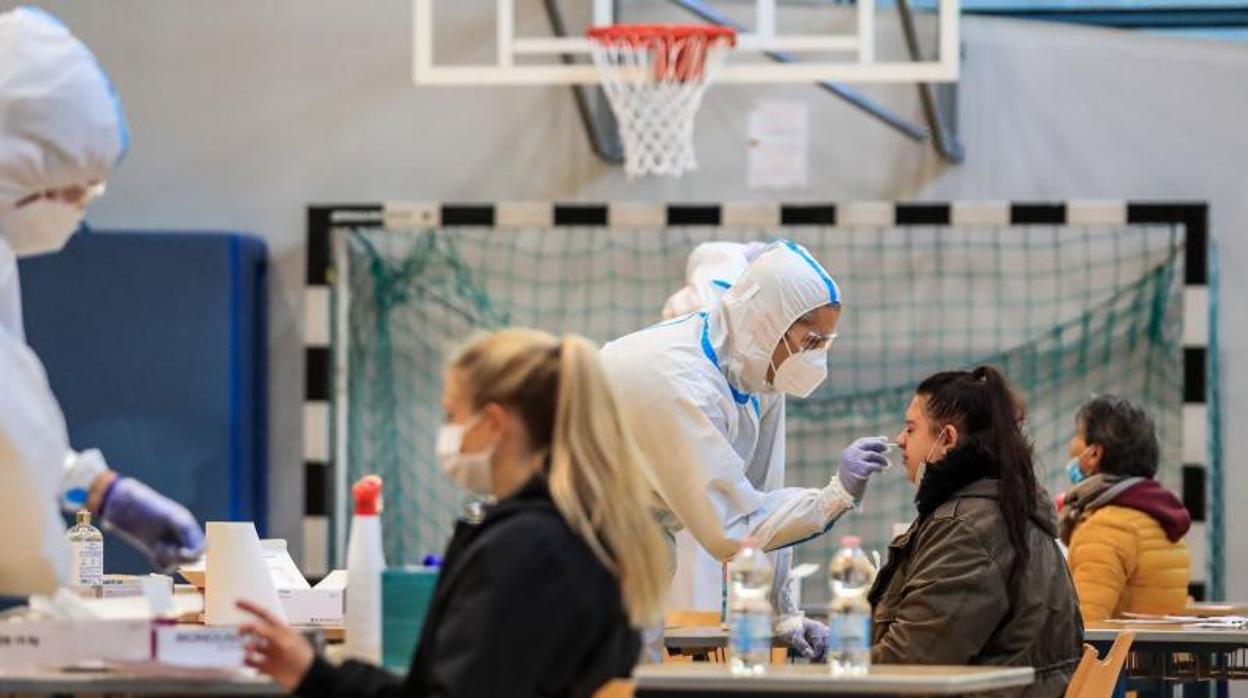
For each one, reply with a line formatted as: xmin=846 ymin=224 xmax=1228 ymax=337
xmin=586 ymin=24 xmax=737 ymax=178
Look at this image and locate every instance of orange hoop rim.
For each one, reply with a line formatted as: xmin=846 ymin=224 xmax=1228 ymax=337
xmin=586 ymin=24 xmax=738 ymax=48
xmin=586 ymin=24 xmax=737 ymax=83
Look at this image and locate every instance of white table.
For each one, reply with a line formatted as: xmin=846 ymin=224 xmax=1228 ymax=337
xmin=635 ymin=663 xmax=1035 ymax=696
xmin=0 ymin=666 xmax=282 ymax=696
xmin=1185 ymin=602 xmax=1248 ymax=618
xmin=1084 ymin=624 xmax=1248 ymax=649
xmin=1085 ymin=623 xmax=1248 ymax=698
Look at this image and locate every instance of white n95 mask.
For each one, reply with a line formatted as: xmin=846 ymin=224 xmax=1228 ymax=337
xmin=0 ymin=200 xmax=84 ymax=257
xmin=771 ymin=349 xmax=828 ymax=398
xmin=911 ymin=461 xmax=927 ymax=490
xmin=435 ymin=420 xmax=494 ymax=495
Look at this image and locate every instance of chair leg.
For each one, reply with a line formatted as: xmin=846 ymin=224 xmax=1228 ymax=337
xmin=1112 ymin=671 xmax=1127 ymax=698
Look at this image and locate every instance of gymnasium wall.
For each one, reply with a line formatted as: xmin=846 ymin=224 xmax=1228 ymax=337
xmin=6 ymin=1 xmax=1245 ymax=601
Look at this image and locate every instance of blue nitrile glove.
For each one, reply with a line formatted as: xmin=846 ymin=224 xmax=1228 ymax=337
xmin=837 ymin=436 xmax=890 ymax=500
xmin=99 ymin=477 xmax=205 ymax=571
xmin=775 ymin=614 xmax=828 ymax=662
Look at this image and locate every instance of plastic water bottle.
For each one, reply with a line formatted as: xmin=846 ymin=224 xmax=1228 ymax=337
xmin=827 ymin=535 xmax=873 ymax=675
xmin=727 ymin=537 xmax=773 ymax=675
xmin=345 ymin=475 xmax=386 ymax=663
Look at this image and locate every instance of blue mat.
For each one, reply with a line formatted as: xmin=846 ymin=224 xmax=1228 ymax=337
xmin=19 ymin=228 xmax=268 ymax=574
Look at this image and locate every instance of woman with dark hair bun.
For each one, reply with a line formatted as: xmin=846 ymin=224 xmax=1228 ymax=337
xmin=869 ymin=366 xmax=1082 ymax=698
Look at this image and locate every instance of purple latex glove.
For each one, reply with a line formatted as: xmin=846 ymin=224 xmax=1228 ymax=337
xmin=837 ymin=436 xmax=890 ymax=500
xmin=776 ymin=615 xmax=829 ymax=662
xmin=99 ymin=477 xmax=205 ymax=570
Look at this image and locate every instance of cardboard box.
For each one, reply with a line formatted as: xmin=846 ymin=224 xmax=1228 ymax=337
xmin=0 ymin=616 xmax=246 ymax=671
xmin=101 ymin=574 xmax=174 ymax=599
xmin=0 ymin=618 xmax=150 ymax=670
xmin=278 ymin=588 xmax=343 ymax=627
xmin=153 ymin=625 xmax=246 ymax=668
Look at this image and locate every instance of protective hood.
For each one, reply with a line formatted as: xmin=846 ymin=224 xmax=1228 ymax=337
xmin=0 ymin=7 xmax=126 ymax=253
xmin=718 ymin=240 xmax=841 ymax=394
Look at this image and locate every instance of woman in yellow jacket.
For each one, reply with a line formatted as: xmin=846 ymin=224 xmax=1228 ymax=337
xmin=1060 ymin=396 xmax=1191 ymax=623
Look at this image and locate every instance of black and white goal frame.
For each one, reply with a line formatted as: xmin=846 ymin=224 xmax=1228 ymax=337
xmin=302 ymin=200 xmax=1219 ymax=597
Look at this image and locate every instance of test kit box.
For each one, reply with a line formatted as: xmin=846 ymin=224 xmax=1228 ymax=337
xmin=0 ymin=620 xmax=247 ymax=671
xmin=0 ymin=618 xmax=150 ymax=670
xmin=153 ymin=625 xmax=246 ymax=668
xmin=278 ymin=588 xmax=344 ymax=626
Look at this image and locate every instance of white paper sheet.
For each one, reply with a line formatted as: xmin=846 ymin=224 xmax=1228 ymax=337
xmin=747 ymin=101 xmax=809 ymax=190
xmin=1121 ymin=612 xmax=1248 ymax=628
xmin=203 ymin=522 xmax=286 ymax=626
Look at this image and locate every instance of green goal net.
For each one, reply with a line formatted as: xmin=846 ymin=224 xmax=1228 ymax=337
xmin=336 ymin=218 xmax=1187 ymax=602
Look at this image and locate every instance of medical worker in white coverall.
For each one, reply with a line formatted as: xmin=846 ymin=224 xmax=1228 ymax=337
xmin=0 ymin=7 xmax=204 ymax=597
xmin=601 ymin=240 xmax=888 ymax=661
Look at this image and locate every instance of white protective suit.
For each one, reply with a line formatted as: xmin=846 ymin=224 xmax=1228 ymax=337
xmin=0 ymin=6 xmax=128 ymax=595
xmin=661 ymin=241 xmax=768 ymax=320
xmin=601 ymin=240 xmax=851 ymax=615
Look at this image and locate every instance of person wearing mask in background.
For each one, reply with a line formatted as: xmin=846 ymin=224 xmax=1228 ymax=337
xmin=601 ymin=240 xmax=889 ymax=661
xmin=238 ymin=329 xmax=669 ymax=698
xmin=0 ymin=7 xmax=203 ymax=596
xmin=1061 ymin=395 xmax=1190 ymax=623
xmin=872 ymin=366 xmax=1082 ymax=697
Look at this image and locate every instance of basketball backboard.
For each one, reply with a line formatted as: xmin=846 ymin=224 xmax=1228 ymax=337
xmin=412 ymin=0 xmax=960 ymax=86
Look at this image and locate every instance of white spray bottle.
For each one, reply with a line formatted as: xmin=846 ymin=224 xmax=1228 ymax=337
xmin=345 ymin=475 xmax=386 ymax=662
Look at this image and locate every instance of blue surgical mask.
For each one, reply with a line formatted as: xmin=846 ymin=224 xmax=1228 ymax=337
xmin=1065 ymin=446 xmax=1094 ymax=485
xmin=1065 ymin=457 xmax=1085 ymax=485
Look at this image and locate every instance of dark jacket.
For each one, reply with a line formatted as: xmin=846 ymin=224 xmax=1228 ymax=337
xmin=296 ymin=476 xmax=641 ymax=698
xmin=868 ymin=446 xmax=1084 ymax=698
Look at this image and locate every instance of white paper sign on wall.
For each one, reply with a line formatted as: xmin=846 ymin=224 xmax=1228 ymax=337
xmin=748 ymin=101 xmax=810 ymax=190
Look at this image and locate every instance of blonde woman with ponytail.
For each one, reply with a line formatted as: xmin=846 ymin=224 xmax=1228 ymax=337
xmin=238 ymin=328 xmax=669 ymax=698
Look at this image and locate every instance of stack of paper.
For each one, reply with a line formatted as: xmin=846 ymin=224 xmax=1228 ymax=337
xmin=1120 ymin=612 xmax=1248 ymax=628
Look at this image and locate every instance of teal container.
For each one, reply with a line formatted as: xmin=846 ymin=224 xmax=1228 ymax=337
xmin=381 ymin=567 xmax=439 ymax=672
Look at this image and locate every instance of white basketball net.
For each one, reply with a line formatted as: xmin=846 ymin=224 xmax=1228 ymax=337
xmin=587 ymin=25 xmax=736 ymax=178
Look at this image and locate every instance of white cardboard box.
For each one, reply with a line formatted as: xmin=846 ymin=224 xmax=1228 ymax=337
xmin=0 ymin=618 xmax=250 ymax=671
xmin=153 ymin=625 xmax=246 ymax=668
xmin=278 ymin=587 xmax=344 ymax=626
xmin=0 ymin=618 xmax=151 ymax=670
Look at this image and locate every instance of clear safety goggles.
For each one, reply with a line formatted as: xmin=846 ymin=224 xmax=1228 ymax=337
xmin=787 ymin=329 xmax=838 ymax=353
xmin=13 ymin=181 xmax=106 ymax=210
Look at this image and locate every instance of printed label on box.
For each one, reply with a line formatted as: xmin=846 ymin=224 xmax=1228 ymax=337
xmin=155 ymin=626 xmax=245 ymax=668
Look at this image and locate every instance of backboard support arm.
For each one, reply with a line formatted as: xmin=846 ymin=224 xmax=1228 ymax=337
xmin=542 ymin=0 xmax=624 ymax=165
xmin=896 ymin=0 xmax=965 ymax=162
xmin=667 ymin=0 xmax=931 ymax=145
